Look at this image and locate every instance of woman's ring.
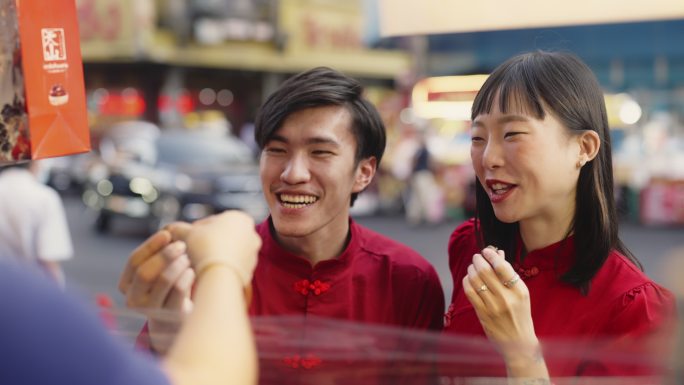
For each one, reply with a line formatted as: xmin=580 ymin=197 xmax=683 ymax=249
xmin=476 ymin=284 xmax=488 ymax=293
xmin=503 ymin=274 xmax=520 ymax=288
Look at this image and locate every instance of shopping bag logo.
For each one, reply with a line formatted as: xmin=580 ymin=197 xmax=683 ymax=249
xmin=41 ymin=28 xmax=67 ymax=61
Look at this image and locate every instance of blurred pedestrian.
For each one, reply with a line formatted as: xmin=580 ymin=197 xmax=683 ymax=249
xmin=405 ymin=131 xmax=443 ymax=225
xmin=443 ymin=51 xmax=676 ymax=381
xmin=119 ymin=67 xmax=444 ymax=356
xmin=0 ymin=210 xmax=259 ymax=385
xmin=0 ymin=161 xmax=73 ymax=287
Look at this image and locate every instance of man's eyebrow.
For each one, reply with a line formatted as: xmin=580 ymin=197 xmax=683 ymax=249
xmin=305 ymin=137 xmax=340 ymax=146
xmin=266 ymin=135 xmax=341 ymax=146
xmin=268 ymin=134 xmax=288 ymax=144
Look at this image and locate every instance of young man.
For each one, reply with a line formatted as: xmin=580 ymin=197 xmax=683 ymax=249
xmin=119 ymin=67 xmax=444 ymax=356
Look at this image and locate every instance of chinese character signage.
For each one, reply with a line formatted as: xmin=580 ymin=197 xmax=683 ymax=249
xmin=42 ymin=28 xmax=67 ymax=61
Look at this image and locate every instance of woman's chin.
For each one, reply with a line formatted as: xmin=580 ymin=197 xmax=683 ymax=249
xmin=493 ymin=211 xmax=519 ymax=224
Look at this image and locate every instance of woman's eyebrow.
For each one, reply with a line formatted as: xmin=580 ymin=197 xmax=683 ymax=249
xmin=496 ymin=114 xmax=530 ymax=124
xmin=472 ymin=114 xmax=529 ymax=128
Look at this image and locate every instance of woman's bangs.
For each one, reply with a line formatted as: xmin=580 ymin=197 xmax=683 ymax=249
xmin=472 ymin=67 xmax=545 ymax=120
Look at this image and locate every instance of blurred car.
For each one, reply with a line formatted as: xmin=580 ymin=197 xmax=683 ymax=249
xmin=83 ymin=127 xmax=268 ymax=234
xmin=44 ymin=153 xmax=98 ymax=194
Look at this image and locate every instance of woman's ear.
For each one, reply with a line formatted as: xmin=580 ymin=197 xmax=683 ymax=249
xmin=577 ymin=130 xmax=601 ymax=165
xmin=352 ymin=157 xmax=377 ymax=193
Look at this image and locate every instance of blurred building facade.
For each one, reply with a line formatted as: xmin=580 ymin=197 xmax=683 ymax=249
xmin=76 ymin=0 xmax=684 ymax=225
xmin=77 ymin=0 xmax=409 ymax=133
xmin=75 ymin=0 xmax=415 ymax=222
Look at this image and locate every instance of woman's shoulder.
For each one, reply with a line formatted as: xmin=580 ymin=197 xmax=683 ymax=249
xmin=595 ymin=250 xmax=676 ymax=315
xmin=598 ymin=250 xmax=658 ymax=288
xmin=447 ymin=219 xmax=479 ymax=269
xmin=578 ymin=250 xmax=676 ymax=343
xmin=448 ymin=218 xmax=477 ymax=248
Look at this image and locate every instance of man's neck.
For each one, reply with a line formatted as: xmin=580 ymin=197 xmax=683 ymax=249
xmin=274 ymin=219 xmax=351 ymax=266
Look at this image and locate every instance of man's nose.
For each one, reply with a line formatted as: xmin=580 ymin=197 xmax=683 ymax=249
xmin=281 ymin=154 xmax=310 ymax=184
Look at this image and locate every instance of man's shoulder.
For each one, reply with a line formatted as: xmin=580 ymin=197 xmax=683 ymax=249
xmin=355 ymin=222 xmax=418 ymax=256
xmin=354 ymin=222 xmax=434 ymax=272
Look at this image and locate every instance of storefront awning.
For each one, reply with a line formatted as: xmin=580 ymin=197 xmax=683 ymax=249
xmin=379 ymin=0 xmax=684 ymax=36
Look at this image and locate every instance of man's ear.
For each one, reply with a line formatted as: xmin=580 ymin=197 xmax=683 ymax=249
xmin=577 ymin=130 xmax=600 ymax=166
xmin=352 ymin=157 xmax=377 ymax=193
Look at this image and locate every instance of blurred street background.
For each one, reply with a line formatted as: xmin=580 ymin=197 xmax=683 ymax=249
xmin=48 ymin=0 xmax=684 ymax=309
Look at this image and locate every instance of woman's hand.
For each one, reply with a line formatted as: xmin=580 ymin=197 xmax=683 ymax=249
xmin=463 ymin=246 xmax=548 ymax=379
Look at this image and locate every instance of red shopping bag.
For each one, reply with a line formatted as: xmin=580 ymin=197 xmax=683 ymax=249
xmin=0 ymin=0 xmax=89 ymax=164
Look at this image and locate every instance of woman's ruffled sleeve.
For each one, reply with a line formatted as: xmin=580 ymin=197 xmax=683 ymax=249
xmin=611 ymin=282 xmax=677 ymax=339
xmin=579 ymin=282 xmax=677 ymax=377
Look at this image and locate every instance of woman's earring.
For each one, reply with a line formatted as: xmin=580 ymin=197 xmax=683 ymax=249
xmin=577 ymin=159 xmax=586 ymax=168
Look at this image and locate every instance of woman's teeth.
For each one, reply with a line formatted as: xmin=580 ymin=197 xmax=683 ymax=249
xmin=491 ymin=183 xmax=512 ymax=194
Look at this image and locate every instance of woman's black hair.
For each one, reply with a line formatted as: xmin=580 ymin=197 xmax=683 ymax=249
xmin=471 ymin=50 xmax=641 ymax=292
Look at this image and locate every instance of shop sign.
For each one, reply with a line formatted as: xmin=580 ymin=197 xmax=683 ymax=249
xmin=379 ymin=0 xmax=684 ymax=36
xmin=77 ymin=0 xmax=130 ymax=43
xmin=194 ymin=17 xmax=275 ymax=44
xmin=280 ymin=0 xmax=364 ymax=52
xmin=77 ymin=0 xmax=155 ymax=57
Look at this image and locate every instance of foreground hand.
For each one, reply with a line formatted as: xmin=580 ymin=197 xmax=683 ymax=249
xmin=169 ymin=211 xmax=261 ymax=287
xmin=119 ymin=222 xmax=195 ymax=313
xmin=118 ymin=223 xmax=195 ymax=354
xmin=462 ymin=246 xmax=540 ymax=363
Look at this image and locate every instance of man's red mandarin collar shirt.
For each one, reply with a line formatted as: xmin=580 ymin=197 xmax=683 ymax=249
xmin=250 ymin=218 xmax=444 ymax=330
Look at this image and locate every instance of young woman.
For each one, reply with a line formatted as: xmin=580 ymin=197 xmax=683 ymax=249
xmin=443 ymin=51 xmax=676 ymax=381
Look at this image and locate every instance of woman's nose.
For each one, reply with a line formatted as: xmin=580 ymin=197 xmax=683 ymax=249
xmin=481 ymin=141 xmax=504 ymax=170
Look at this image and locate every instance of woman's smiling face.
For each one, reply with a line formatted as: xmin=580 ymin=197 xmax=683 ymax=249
xmin=470 ymin=99 xmax=582 ymax=226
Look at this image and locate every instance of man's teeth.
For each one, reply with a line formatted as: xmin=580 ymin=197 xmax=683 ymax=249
xmin=280 ymin=194 xmax=318 ymax=208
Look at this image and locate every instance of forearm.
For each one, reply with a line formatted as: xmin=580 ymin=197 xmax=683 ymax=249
xmin=163 ymin=265 xmax=257 ymax=385
xmin=506 ymin=364 xmax=550 ymax=385
xmin=503 ymin=344 xmax=550 ymax=385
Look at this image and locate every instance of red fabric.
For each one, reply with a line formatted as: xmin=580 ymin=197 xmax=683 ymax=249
xmin=251 ymin=218 xmax=444 ymax=379
xmin=442 ymin=219 xmax=677 ymax=378
xmin=250 ymin=218 xmax=444 ymax=330
xmin=134 ymin=322 xmax=152 ymax=352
